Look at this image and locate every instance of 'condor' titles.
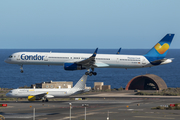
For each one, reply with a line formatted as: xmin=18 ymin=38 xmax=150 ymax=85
xmin=21 ymin=54 xmax=45 ymax=60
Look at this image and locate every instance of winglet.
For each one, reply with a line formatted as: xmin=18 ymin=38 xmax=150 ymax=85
xmin=116 ymin=48 xmax=121 ymax=54
xmin=92 ymin=48 xmax=98 ymax=57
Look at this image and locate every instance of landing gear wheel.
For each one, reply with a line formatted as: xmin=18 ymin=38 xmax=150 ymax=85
xmin=85 ymin=72 xmax=89 ymax=75
xmin=42 ymin=100 xmax=44 ymax=102
xmin=93 ymin=72 xmax=97 ymax=76
xmin=45 ymin=99 xmax=49 ymax=102
xmin=85 ymin=71 xmax=97 ymax=76
xmin=89 ymin=72 xmax=93 ymax=76
xmin=20 ymin=70 xmax=24 ymax=73
xmin=20 ymin=65 xmax=23 ymax=73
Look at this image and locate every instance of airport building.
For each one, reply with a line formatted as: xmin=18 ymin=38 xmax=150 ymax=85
xmin=94 ymin=82 xmax=111 ymax=91
xmin=125 ymin=74 xmax=167 ymax=90
xmin=31 ymin=81 xmax=73 ymax=89
xmin=31 ymin=81 xmax=91 ymax=90
xmin=30 ymin=74 xmax=166 ymax=91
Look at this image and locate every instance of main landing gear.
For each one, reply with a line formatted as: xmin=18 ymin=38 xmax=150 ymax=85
xmin=85 ymin=68 xmax=97 ymax=76
xmin=42 ymin=97 xmax=49 ymax=102
xmin=20 ymin=65 xmax=23 ymax=73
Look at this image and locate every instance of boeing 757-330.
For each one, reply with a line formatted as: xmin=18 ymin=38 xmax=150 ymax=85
xmin=5 ymin=34 xmax=175 ymax=76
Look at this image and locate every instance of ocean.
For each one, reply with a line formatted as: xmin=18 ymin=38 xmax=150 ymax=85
xmin=0 ymin=49 xmax=180 ymax=89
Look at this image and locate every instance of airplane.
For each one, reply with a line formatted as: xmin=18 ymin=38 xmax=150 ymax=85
xmin=5 ymin=34 xmax=175 ymax=76
xmin=6 ymin=75 xmax=88 ymax=102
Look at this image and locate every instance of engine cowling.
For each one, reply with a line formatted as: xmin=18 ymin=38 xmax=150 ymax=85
xmin=64 ymin=63 xmax=86 ymax=70
xmin=28 ymin=96 xmax=41 ymax=101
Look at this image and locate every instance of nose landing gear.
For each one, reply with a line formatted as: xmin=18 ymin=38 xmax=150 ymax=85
xmin=20 ymin=65 xmax=23 ymax=73
xmin=42 ymin=97 xmax=49 ymax=102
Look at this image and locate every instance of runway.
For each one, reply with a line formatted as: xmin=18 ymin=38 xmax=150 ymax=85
xmin=1 ymin=97 xmax=180 ymax=120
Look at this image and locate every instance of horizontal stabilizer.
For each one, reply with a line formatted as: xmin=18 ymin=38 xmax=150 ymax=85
xmin=150 ymin=58 xmax=173 ymax=65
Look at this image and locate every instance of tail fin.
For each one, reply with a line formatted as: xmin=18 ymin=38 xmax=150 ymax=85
xmin=144 ymin=34 xmax=175 ymax=62
xmin=73 ymin=75 xmax=88 ymax=89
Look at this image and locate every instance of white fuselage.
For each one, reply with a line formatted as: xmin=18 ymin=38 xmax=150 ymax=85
xmin=5 ymin=52 xmax=152 ymax=68
xmin=6 ymin=88 xmax=82 ymax=98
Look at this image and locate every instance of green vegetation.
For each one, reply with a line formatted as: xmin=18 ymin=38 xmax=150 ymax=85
xmin=135 ymin=88 xmax=180 ymax=96
xmin=118 ymin=86 xmax=124 ymax=91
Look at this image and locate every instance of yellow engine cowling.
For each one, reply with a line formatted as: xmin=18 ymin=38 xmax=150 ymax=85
xmin=28 ymin=96 xmax=41 ymax=101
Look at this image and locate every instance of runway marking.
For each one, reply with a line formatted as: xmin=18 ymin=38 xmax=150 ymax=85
xmin=134 ymin=116 xmax=175 ymax=119
xmin=118 ymin=109 xmax=143 ymax=111
xmin=145 ymin=112 xmax=154 ymax=113
xmin=58 ymin=112 xmax=98 ymax=120
xmin=1 ymin=113 xmax=48 ymax=118
xmin=166 ymin=115 xmax=180 ymax=116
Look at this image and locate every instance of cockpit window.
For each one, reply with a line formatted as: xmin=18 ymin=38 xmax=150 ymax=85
xmin=9 ymin=91 xmax=12 ymax=93
xmin=9 ymin=55 xmax=13 ymax=58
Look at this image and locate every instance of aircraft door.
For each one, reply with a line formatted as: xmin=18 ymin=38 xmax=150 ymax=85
xmin=116 ymin=58 xmax=119 ymax=63
xmin=142 ymin=59 xmax=146 ymax=64
xmin=17 ymin=54 xmax=20 ymax=60
xmin=44 ymin=55 xmax=48 ymax=61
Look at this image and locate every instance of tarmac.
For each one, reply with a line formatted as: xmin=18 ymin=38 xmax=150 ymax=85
xmin=1 ymin=91 xmax=180 ymax=120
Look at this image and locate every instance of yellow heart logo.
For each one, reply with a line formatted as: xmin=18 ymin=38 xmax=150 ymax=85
xmin=154 ymin=43 xmax=169 ymax=54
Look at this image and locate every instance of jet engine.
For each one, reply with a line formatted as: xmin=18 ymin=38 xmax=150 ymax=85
xmin=64 ymin=63 xmax=86 ymax=70
xmin=28 ymin=96 xmax=41 ymax=101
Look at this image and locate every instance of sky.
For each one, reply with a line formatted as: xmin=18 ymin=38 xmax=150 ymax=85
xmin=0 ymin=0 xmax=180 ymax=49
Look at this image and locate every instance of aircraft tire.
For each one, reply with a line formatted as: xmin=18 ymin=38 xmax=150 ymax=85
xmin=85 ymin=72 xmax=89 ymax=75
xmin=20 ymin=70 xmax=24 ymax=73
xmin=93 ymin=72 xmax=97 ymax=76
xmin=89 ymin=72 xmax=93 ymax=76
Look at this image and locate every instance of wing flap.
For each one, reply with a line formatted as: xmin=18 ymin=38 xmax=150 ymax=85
xmin=94 ymin=62 xmax=109 ymax=67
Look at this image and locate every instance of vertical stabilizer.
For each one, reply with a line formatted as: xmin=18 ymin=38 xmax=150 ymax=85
xmin=144 ymin=34 xmax=175 ymax=62
xmin=73 ymin=75 xmax=88 ymax=90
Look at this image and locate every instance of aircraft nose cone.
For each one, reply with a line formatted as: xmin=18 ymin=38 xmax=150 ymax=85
xmin=6 ymin=93 xmax=11 ymax=97
xmin=4 ymin=58 xmax=11 ymax=63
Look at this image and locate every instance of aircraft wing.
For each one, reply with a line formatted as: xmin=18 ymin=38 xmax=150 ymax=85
xmin=30 ymin=92 xmax=48 ymax=98
xmin=28 ymin=92 xmax=49 ymax=101
xmin=75 ymin=48 xmax=98 ymax=67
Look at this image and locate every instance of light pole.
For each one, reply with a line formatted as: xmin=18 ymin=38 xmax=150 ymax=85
xmin=33 ymin=107 xmax=35 ymax=120
xmin=82 ymin=104 xmax=89 ymax=120
xmin=107 ymin=110 xmax=109 ymax=120
xmin=69 ymin=103 xmax=72 ymax=120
